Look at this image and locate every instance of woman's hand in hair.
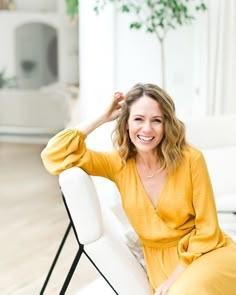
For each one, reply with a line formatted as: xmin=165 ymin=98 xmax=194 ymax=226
xmin=104 ymin=91 xmax=125 ymax=122
xmin=75 ymin=92 xmax=124 ymax=136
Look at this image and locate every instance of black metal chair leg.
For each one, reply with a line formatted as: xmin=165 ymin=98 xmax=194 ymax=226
xmin=40 ymin=190 xmax=119 ymax=294
xmin=59 ymin=244 xmax=84 ymax=295
xmin=40 ymin=223 xmax=72 ymax=295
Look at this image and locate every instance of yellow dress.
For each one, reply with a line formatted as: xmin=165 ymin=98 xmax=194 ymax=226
xmin=41 ymin=128 xmax=236 ymax=294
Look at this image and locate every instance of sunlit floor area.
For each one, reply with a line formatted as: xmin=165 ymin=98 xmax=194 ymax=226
xmin=0 ymin=142 xmax=105 ymax=295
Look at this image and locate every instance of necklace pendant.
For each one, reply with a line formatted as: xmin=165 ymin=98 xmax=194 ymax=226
xmin=146 ymin=173 xmax=155 ymax=178
xmin=146 ymin=167 xmax=161 ymax=178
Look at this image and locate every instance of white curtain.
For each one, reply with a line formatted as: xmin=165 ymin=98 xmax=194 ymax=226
xmin=206 ymin=0 xmax=236 ymax=115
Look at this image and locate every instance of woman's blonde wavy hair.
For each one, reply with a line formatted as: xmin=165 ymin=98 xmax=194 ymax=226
xmin=112 ymin=83 xmax=186 ymax=174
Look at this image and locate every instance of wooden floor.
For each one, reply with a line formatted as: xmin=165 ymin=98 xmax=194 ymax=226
xmin=0 ymin=142 xmax=100 ymax=295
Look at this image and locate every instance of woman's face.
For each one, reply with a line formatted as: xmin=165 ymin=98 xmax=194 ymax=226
xmin=127 ymin=95 xmax=164 ymax=155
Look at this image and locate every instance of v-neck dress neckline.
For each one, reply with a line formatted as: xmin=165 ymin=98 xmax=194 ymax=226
xmin=132 ymin=158 xmax=170 ymax=211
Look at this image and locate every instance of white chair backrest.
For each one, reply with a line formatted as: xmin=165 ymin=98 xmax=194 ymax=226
xmin=185 ymin=115 xmax=236 ymax=195
xmin=59 ymin=167 xmax=103 ymax=244
xmin=185 ymin=114 xmax=236 ymax=149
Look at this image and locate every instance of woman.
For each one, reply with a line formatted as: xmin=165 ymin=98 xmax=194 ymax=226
xmin=41 ymin=83 xmax=236 ymax=294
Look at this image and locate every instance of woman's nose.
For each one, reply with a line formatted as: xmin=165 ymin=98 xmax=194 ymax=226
xmin=142 ymin=121 xmax=152 ymax=131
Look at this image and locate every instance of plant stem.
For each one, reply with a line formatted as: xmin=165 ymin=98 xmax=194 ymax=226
xmin=160 ymin=39 xmax=165 ymax=89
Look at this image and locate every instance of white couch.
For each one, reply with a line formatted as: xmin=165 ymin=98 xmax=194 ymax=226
xmin=59 ymin=115 xmax=236 ymax=293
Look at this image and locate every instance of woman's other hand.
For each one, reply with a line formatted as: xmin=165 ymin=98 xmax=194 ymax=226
xmin=154 ymin=264 xmax=184 ymax=295
xmin=154 ymin=278 xmax=174 ymax=295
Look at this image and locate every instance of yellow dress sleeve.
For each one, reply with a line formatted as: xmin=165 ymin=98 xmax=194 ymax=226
xmin=41 ymin=128 xmax=120 ymax=178
xmin=41 ymin=128 xmax=87 ymax=175
xmin=178 ymin=151 xmax=225 ymax=266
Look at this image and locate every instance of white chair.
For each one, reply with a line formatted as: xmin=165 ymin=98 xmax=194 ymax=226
xmin=41 ymin=167 xmax=151 ymax=295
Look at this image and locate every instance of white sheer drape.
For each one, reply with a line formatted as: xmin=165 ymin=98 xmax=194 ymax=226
xmin=206 ymin=0 xmax=236 ymax=115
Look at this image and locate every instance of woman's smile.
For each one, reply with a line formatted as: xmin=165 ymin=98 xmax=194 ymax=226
xmin=137 ymin=135 xmax=155 ymax=142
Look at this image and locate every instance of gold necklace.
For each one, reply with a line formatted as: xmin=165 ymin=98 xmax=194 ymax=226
xmin=146 ymin=168 xmax=161 ymax=178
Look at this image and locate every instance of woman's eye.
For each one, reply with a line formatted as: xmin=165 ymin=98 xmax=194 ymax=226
xmin=153 ymin=119 xmax=162 ymax=123
xmin=134 ymin=117 xmax=142 ymax=121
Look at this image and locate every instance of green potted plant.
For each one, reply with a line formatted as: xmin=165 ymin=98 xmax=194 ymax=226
xmin=94 ymin=0 xmax=207 ymax=89
xmin=65 ymin=0 xmax=79 ymax=21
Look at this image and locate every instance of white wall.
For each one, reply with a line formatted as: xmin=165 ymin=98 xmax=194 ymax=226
xmin=78 ymin=0 xmax=116 ymax=150
xmin=78 ymin=1 xmax=207 ymax=136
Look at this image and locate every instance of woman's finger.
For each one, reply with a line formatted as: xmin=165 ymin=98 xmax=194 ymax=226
xmin=114 ymin=91 xmax=124 ymax=102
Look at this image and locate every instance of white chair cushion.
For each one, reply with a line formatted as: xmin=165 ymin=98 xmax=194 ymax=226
xmin=78 ymin=277 xmax=115 ymax=294
xmin=84 ymin=205 xmax=152 ymax=295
